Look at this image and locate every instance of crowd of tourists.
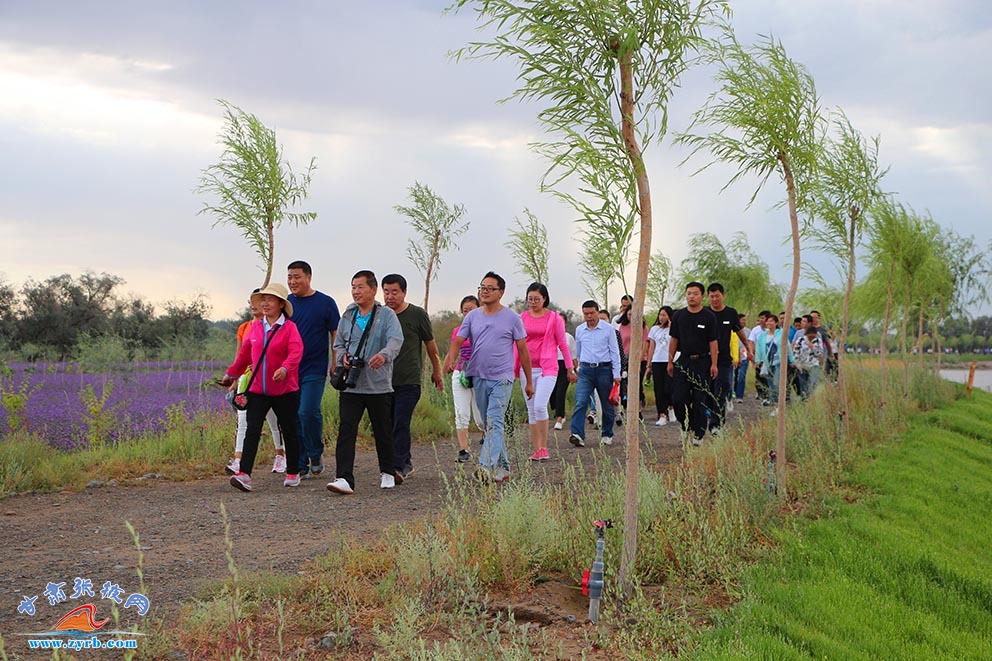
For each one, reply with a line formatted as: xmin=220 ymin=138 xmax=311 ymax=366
xmin=219 ymin=262 xmax=835 ymax=492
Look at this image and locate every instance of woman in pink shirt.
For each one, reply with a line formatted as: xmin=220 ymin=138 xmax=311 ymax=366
xmin=516 ymin=283 xmax=575 ymax=461
xmin=222 ymin=283 xmax=304 ymax=492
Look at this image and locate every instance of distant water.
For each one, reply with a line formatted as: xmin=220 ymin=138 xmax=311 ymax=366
xmin=940 ymin=369 xmax=992 ymax=392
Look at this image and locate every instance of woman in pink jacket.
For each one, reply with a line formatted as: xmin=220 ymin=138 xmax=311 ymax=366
xmin=516 ymin=283 xmax=575 ymax=461
xmin=222 ymin=283 xmax=304 ymax=492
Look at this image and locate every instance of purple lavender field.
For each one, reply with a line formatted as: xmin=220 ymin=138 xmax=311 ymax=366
xmin=0 ymin=362 xmax=229 ymax=450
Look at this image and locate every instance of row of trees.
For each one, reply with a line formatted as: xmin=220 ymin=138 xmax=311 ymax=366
xmin=195 ymin=3 xmax=989 ymax=599
xmin=448 ymin=0 xmax=990 ymax=597
xmin=0 ymin=272 xmax=217 ymax=360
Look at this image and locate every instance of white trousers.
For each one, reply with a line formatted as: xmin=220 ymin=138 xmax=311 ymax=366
xmin=519 ymin=367 xmax=557 ymax=424
xmin=235 ymin=407 xmax=283 ymax=453
xmin=452 ymin=370 xmax=482 ymax=430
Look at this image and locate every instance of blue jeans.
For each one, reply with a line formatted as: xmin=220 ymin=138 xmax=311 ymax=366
xmin=297 ymin=374 xmax=327 ymax=471
xmin=392 ymin=384 xmax=422 ymax=471
xmin=569 ymin=365 xmax=616 ymax=438
xmin=734 ymin=359 xmax=748 ymax=400
xmin=474 ymin=378 xmax=513 ymax=471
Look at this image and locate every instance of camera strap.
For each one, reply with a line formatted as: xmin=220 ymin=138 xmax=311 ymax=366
xmin=351 ymin=304 xmax=378 ymax=361
xmin=241 ymin=323 xmax=281 ymax=394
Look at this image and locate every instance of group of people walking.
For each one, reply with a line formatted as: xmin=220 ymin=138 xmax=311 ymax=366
xmin=219 ymin=262 xmax=834 ymax=493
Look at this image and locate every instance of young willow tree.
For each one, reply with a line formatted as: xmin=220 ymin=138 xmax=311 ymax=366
xmin=197 ymin=100 xmax=316 ymax=288
xmin=579 ymin=235 xmax=616 ymax=309
xmin=453 ymin=0 xmax=724 ymax=595
xmin=804 ymin=111 xmax=886 ymax=434
xmin=678 ymin=33 xmax=823 ymax=495
xmin=394 ymin=181 xmax=469 ymax=312
xmin=677 ymin=231 xmax=781 ymax=314
xmin=505 ymin=208 xmax=550 ymax=284
xmin=646 ymin=250 xmax=673 ymax=311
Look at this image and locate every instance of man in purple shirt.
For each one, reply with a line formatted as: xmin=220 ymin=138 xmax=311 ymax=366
xmin=444 ymin=271 xmax=534 ymax=482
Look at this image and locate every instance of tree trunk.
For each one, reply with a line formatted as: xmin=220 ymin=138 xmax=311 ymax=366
xmin=776 ymin=152 xmax=800 ymax=497
xmin=901 ymin=280 xmax=911 ymax=395
xmin=262 ymin=217 xmax=275 ymax=288
xmin=916 ymin=304 xmax=925 ymax=370
xmin=616 ymin=44 xmax=651 ymax=598
xmin=880 ymin=261 xmax=895 ymax=405
xmin=837 ymin=209 xmax=857 ymax=435
xmin=424 ymin=231 xmax=440 ymax=313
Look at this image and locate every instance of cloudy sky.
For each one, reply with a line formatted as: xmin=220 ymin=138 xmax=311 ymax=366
xmin=1 ymin=0 xmax=988 ymax=319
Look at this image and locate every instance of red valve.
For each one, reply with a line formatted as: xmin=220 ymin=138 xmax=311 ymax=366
xmin=581 ymin=569 xmax=591 ymax=596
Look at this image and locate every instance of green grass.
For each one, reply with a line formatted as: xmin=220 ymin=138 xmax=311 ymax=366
xmin=693 ymin=391 xmax=992 ymax=660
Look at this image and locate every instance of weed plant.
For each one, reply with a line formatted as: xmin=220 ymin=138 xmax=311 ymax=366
xmin=155 ymin=367 xmax=958 ymax=656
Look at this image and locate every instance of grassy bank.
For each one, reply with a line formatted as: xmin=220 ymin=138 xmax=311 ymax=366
xmin=694 ymin=391 xmax=992 ymax=659
xmin=161 ymin=365 xmax=955 ymax=658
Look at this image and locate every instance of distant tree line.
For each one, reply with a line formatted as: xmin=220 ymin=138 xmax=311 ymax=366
xmin=0 ymin=272 xmax=232 ymax=362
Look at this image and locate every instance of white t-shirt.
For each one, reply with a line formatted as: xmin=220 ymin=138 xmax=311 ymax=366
xmin=557 ymin=333 xmax=577 ymax=362
xmin=747 ymin=324 xmax=765 ymax=346
xmin=648 ymin=325 xmax=670 ymax=363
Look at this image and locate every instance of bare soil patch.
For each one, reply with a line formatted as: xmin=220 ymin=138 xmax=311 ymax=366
xmin=1 ymin=399 xmax=764 ymax=656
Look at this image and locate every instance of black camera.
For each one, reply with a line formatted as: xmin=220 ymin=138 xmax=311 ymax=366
xmin=344 ymin=356 xmax=365 ymax=389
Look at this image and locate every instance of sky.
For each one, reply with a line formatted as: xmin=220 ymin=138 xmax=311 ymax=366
xmin=1 ymin=0 xmax=989 ymax=320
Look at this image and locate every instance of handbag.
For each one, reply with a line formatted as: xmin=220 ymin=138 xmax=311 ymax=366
xmin=608 ymin=381 xmax=621 ymax=406
xmin=331 ymin=305 xmax=377 ymax=391
xmin=231 ymin=324 xmax=281 ymax=410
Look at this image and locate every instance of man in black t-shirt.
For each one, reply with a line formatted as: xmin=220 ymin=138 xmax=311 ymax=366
xmin=707 ymin=283 xmax=751 ymax=433
xmin=668 ymin=282 xmax=718 ymax=444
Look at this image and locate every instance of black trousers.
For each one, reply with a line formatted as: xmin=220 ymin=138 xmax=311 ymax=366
xmin=650 ymin=361 xmax=672 ymax=416
xmin=621 ymin=359 xmax=647 ymax=409
xmin=336 ymin=391 xmax=395 ymax=489
xmin=550 ymin=359 xmax=569 ymax=419
xmin=243 ymin=391 xmax=301 ymax=476
xmin=671 ymin=357 xmax=712 ymax=439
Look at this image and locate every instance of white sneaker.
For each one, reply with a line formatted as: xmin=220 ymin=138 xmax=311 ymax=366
xmin=224 ymin=458 xmax=240 ymax=475
xmin=569 ymin=433 xmax=585 ymax=448
xmin=283 ymin=473 xmax=301 ymax=487
xmin=380 ymin=472 xmax=396 ymax=489
xmin=727 ymin=399 xmax=735 ymax=413
xmin=655 ymin=417 xmax=668 ymax=427
xmin=271 ymin=454 xmax=287 ymax=473
xmin=691 ymin=437 xmax=703 ymax=447
xmin=601 ymin=436 xmax=613 ymax=446
xmin=326 ymin=478 xmax=355 ymax=494
xmin=769 ymin=409 xmax=778 ymax=417
xmin=668 ymin=410 xmax=677 ymax=423
xmin=553 ymin=420 xmax=563 ymax=430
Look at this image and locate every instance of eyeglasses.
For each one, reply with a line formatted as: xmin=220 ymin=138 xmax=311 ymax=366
xmin=478 ymin=286 xmax=501 ymax=293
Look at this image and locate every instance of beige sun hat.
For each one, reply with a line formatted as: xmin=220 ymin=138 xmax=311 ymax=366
xmin=250 ymin=283 xmax=294 ymax=318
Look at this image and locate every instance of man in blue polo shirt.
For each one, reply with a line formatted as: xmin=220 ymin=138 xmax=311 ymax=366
xmin=568 ymin=300 xmax=621 ymax=448
xmin=287 ymin=260 xmax=341 ymax=477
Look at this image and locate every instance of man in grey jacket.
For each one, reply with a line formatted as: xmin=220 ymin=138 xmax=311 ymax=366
xmin=327 ymin=270 xmax=405 ymax=494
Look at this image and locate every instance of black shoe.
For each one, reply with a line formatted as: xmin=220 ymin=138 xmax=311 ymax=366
xmin=399 ymin=462 xmax=414 ymax=479
xmin=457 ymin=450 xmax=471 ymax=463
xmin=479 ymin=437 xmax=485 ymax=446
xmin=569 ymin=433 xmax=585 ymax=448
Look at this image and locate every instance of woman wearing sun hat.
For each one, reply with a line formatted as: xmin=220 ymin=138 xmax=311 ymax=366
xmin=222 ymin=283 xmax=304 ymax=492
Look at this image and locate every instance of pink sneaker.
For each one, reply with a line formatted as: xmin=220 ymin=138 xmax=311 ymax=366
xmin=529 ymin=450 xmax=542 ymax=462
xmin=224 ymin=458 xmax=240 ymax=475
xmin=539 ymin=448 xmax=550 ymax=461
xmin=230 ymin=472 xmax=252 ymax=492
xmin=283 ymin=473 xmax=301 ymax=487
xmin=271 ymin=454 xmax=287 ymax=473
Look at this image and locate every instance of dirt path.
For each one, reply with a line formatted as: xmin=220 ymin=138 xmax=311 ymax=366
xmin=1 ymin=399 xmax=763 ymax=652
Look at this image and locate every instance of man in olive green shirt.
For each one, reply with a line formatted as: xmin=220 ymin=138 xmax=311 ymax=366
xmin=382 ymin=274 xmax=444 ymax=479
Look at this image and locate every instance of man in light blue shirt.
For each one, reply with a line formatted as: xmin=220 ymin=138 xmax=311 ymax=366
xmin=569 ymin=300 xmax=621 ymax=447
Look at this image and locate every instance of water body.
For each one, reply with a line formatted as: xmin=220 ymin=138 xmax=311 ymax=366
xmin=940 ymin=368 xmax=992 ymax=392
